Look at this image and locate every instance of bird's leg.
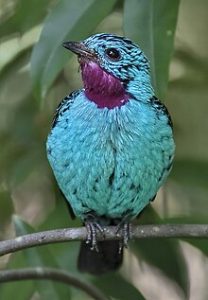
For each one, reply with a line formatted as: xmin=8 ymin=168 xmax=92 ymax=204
xmin=116 ymin=215 xmax=132 ymax=252
xmin=84 ymin=212 xmax=105 ymax=252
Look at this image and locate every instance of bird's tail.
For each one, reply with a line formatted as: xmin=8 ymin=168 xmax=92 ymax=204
xmin=77 ymin=240 xmax=123 ymax=275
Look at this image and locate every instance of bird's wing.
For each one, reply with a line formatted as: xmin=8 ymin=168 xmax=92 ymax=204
xmin=51 ymin=90 xmax=82 ymax=219
xmin=150 ymin=96 xmax=174 ymax=186
xmin=150 ymin=95 xmax=173 ymax=128
xmin=51 ymin=90 xmax=81 ymax=129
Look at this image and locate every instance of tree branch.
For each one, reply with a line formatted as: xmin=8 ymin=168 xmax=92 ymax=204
xmin=0 ymin=224 xmax=208 ymax=257
xmin=0 ymin=267 xmax=109 ymax=300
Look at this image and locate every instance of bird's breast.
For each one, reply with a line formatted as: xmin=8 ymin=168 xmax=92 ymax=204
xmin=47 ymin=92 xmax=174 ymax=218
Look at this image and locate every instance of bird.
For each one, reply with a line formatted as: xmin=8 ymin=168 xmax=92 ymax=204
xmin=46 ymin=33 xmax=175 ymax=275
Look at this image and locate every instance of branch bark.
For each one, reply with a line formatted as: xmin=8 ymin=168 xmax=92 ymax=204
xmin=0 ymin=267 xmax=109 ymax=300
xmin=0 ymin=224 xmax=208 ymax=257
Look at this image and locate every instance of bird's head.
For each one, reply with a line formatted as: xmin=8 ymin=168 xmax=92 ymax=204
xmin=63 ymin=33 xmax=153 ymax=109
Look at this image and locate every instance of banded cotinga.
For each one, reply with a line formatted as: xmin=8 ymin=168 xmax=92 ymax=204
xmin=46 ymin=33 xmax=175 ymax=275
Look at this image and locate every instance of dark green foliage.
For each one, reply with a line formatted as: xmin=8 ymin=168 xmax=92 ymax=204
xmin=124 ymin=0 xmax=180 ymax=98
xmin=93 ymin=273 xmax=146 ymax=300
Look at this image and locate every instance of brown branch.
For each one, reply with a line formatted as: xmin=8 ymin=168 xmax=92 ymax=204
xmin=0 ymin=267 xmax=109 ymax=300
xmin=0 ymin=224 xmax=208 ymax=257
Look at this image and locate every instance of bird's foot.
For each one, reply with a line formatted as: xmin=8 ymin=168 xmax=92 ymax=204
xmin=116 ymin=220 xmax=132 ymax=253
xmin=84 ymin=213 xmax=105 ymax=252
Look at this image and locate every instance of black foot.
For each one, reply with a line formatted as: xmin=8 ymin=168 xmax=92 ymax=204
xmin=116 ymin=220 xmax=132 ymax=252
xmin=84 ymin=213 xmax=105 ymax=251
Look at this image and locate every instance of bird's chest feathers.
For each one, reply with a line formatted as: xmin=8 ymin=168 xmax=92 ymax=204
xmin=51 ymin=97 xmax=163 ymax=163
xmin=48 ymin=97 xmax=174 ymax=217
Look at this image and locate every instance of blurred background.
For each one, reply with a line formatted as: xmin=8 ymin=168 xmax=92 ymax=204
xmin=0 ymin=0 xmax=208 ymax=299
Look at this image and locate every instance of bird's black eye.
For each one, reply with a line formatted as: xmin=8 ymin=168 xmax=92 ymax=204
xmin=105 ymin=48 xmax=121 ymax=61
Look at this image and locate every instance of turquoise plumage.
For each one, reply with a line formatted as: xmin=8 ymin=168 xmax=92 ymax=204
xmin=46 ymin=33 xmax=175 ymax=274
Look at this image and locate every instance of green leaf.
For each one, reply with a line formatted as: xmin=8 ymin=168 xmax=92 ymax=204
xmin=171 ymin=159 xmax=208 ymax=189
xmin=123 ymin=0 xmax=180 ymax=98
xmin=169 ymin=160 xmax=208 ymax=218
xmin=132 ymin=206 xmax=188 ymax=295
xmin=13 ymin=216 xmax=71 ymax=300
xmin=31 ymin=0 xmax=117 ymax=98
xmin=38 ymin=194 xmax=82 ymax=276
xmin=0 ymin=48 xmax=31 ymax=104
xmin=0 ymin=0 xmax=52 ymax=36
xmin=0 ymin=253 xmax=34 ymax=300
xmin=93 ymin=273 xmax=145 ymax=300
xmin=187 ymin=239 xmax=208 ymax=257
xmin=0 ymin=189 xmax=13 ymax=229
xmin=39 ymin=186 xmax=80 ymax=231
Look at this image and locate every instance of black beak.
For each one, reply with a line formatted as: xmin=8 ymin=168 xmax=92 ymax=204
xmin=63 ymin=41 xmax=96 ymax=59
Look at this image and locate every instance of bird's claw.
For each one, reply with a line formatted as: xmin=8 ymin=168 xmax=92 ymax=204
xmin=116 ymin=221 xmax=132 ymax=253
xmin=84 ymin=214 xmax=105 ymax=252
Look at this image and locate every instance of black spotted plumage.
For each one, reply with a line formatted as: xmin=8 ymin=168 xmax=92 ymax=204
xmin=52 ymin=90 xmax=81 ymax=129
xmin=150 ymin=95 xmax=173 ymax=128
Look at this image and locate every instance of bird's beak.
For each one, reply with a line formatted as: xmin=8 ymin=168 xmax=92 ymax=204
xmin=63 ymin=41 xmax=97 ymax=60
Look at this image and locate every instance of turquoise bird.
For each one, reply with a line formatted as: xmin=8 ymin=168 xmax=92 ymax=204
xmin=46 ymin=33 xmax=175 ymax=275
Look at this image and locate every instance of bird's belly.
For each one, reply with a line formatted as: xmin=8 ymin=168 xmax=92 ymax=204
xmin=47 ymin=119 xmax=173 ymax=220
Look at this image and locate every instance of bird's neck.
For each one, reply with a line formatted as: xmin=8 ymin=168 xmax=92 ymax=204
xmin=80 ymin=61 xmax=129 ymax=109
xmin=126 ymin=72 xmax=154 ymax=102
xmin=80 ymin=61 xmax=154 ymax=108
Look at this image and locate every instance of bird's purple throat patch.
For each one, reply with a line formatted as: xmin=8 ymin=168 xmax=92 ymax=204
xmin=80 ymin=60 xmax=129 ymax=109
